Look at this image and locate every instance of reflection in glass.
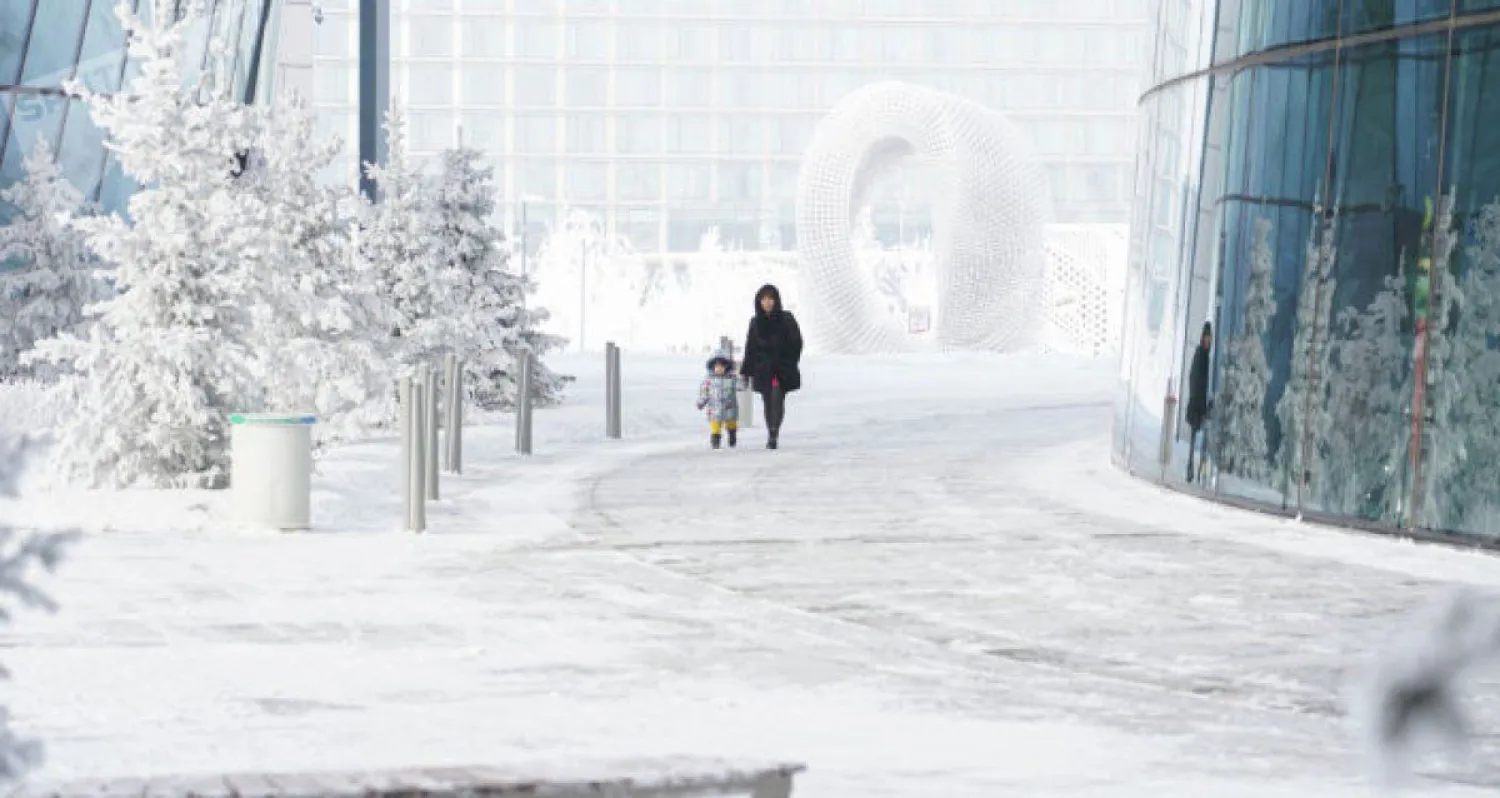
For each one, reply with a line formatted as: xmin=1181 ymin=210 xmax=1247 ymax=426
xmin=20 ymin=1 xmax=87 ymax=86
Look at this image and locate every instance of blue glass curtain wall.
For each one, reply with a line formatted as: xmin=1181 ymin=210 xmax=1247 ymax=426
xmin=1116 ymin=0 xmax=1500 ymax=541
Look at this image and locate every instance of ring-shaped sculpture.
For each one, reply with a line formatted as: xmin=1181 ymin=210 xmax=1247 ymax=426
xmin=795 ymin=82 xmax=1052 ymax=353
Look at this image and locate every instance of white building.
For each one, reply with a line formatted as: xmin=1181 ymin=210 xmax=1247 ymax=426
xmin=307 ymin=0 xmax=1151 ymax=256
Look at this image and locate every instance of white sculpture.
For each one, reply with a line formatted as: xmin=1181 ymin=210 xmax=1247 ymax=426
xmin=796 ymin=82 xmax=1052 ymax=353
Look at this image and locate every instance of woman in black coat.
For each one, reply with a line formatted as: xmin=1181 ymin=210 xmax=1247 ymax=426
xmin=740 ymin=284 xmax=803 ymax=450
xmin=1185 ymin=321 xmax=1212 ymax=482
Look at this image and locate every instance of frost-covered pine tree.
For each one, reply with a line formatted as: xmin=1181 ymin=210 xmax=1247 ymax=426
xmin=431 ymin=145 xmax=567 ymax=409
xmin=1321 ymin=272 xmax=1412 ymax=519
xmin=0 ymin=139 xmax=108 ymax=380
xmin=357 ymin=104 xmax=460 ymax=369
xmin=1417 ymin=193 xmax=1493 ymax=529
xmin=28 ymin=1 xmax=261 ymax=488
xmin=1215 ymin=216 xmax=1278 ymax=483
xmin=233 ymin=94 xmax=393 ymax=442
xmin=1276 ymin=207 xmax=1339 ymax=502
xmin=0 ymin=438 xmax=73 ymax=780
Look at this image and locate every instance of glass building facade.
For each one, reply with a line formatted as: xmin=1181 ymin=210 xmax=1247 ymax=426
xmin=0 ymin=0 xmax=281 ymax=223
xmin=309 ymin=0 xmax=1151 ymax=254
xmin=1117 ymin=0 xmax=1500 ymax=541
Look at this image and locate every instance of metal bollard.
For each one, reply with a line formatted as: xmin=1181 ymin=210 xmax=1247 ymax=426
xmin=425 ymin=364 xmax=439 ymax=501
xmin=409 ymin=374 xmax=427 ymax=533
xmin=399 ymin=376 xmax=413 ymax=529
xmin=606 ymin=343 xmax=622 ymax=439
xmin=517 ymin=350 xmax=534 ymax=455
xmin=1159 ymin=382 xmax=1177 ymax=481
xmin=453 ymin=358 xmax=464 ymax=473
xmin=443 ymin=353 xmax=462 ymax=474
xmin=604 ymin=342 xmax=616 ymax=438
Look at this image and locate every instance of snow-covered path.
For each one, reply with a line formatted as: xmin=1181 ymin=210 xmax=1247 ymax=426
xmin=4 ymin=352 xmax=1500 ymax=796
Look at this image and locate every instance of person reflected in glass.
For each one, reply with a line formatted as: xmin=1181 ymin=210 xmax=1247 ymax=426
xmin=740 ymin=284 xmax=803 ymax=450
xmin=1185 ymin=321 xmax=1213 ymax=483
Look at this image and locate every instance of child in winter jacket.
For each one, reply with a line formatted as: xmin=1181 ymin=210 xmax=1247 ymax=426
xmin=697 ymin=349 xmax=740 ymax=449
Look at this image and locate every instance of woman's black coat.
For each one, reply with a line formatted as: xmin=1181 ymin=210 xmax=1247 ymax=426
xmin=741 ymin=285 xmax=803 ymax=395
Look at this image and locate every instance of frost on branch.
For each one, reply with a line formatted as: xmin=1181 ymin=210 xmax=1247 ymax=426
xmin=0 ymin=139 xmax=108 ymax=380
xmin=431 ymin=145 xmax=568 ymax=410
xmin=356 ymin=104 xmax=460 ymax=370
xmin=0 ymin=437 xmax=73 ymax=781
xmin=234 ymin=94 xmax=392 ymax=445
xmin=28 ymin=1 xmax=259 ymax=488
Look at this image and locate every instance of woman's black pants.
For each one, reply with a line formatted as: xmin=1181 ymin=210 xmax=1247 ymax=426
xmin=761 ymin=387 xmax=786 ymax=434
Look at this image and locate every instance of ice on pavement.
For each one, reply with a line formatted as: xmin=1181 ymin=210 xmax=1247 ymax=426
xmin=2 ymin=351 xmax=1500 ymax=796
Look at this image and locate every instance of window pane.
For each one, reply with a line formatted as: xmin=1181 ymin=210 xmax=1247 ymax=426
xmin=462 ymin=18 xmax=507 ymax=57
xmin=516 ymin=22 xmax=558 ymax=58
xmin=407 ymin=15 xmax=452 ymax=58
xmin=565 ymin=162 xmax=607 ymax=201
xmin=461 ymin=65 xmax=505 ymax=104
xmin=20 ymin=0 xmax=87 ymax=86
xmin=617 ymin=164 xmax=660 ymax=200
xmin=407 ymin=64 xmax=452 ymax=105
xmin=566 ymin=114 xmax=606 ymax=154
xmin=409 ymin=111 xmax=454 ymax=151
xmin=618 ymin=115 xmax=660 ymax=154
xmin=55 ymin=97 xmax=106 ymax=200
xmin=0 ymin=0 xmax=33 ymax=84
xmin=567 ymin=67 xmax=608 ymax=106
xmin=459 ymin=113 xmax=504 ymax=154
xmin=515 ymin=115 xmax=557 ymax=154
xmin=2 ymin=93 xmax=65 ymax=179
xmin=566 ymin=19 xmax=609 ymax=59
xmin=667 ymin=114 xmax=711 ymax=153
xmin=317 ymin=63 xmax=352 ymax=104
xmin=73 ymin=0 xmax=130 ymax=93
xmin=616 ymin=67 xmax=661 ymax=106
xmin=514 ymin=65 xmax=556 ymax=107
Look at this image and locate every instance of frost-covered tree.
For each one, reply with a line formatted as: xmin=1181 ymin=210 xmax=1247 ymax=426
xmin=1215 ymin=216 xmax=1278 ymax=482
xmin=234 ymin=95 xmax=392 ymax=442
xmin=0 ymin=139 xmax=108 ymax=380
xmin=357 ymin=104 xmax=460 ymax=369
xmin=1321 ymin=272 xmax=1412 ymax=519
xmin=28 ymin=2 xmax=261 ymax=488
xmin=0 ymin=438 xmax=73 ymax=780
xmin=534 ymin=207 xmax=636 ymax=347
xmin=1276 ymin=208 xmax=1339 ymax=502
xmin=432 ymin=145 xmax=567 ymax=409
xmin=1417 ymin=193 xmax=1496 ymax=530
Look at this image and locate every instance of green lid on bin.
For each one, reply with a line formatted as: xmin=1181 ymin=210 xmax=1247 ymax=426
xmin=229 ymin=413 xmax=318 ymax=425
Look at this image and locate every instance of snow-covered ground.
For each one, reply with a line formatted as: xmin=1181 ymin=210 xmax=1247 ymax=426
xmin=3 ymin=350 xmax=1500 ymax=796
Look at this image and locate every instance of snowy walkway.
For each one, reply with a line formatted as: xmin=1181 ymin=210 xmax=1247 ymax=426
xmin=4 ymin=352 xmax=1500 ymax=796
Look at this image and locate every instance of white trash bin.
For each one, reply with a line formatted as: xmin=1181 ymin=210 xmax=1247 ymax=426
xmin=229 ymin=413 xmax=316 ymax=530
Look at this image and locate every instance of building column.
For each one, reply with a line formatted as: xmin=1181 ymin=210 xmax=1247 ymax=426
xmin=358 ymin=0 xmax=390 ymax=201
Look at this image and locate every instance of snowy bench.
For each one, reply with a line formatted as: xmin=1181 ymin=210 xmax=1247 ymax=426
xmin=5 ymin=762 xmax=807 ymax=797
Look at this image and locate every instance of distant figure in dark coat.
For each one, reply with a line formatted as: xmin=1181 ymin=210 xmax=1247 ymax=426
xmin=740 ymin=284 xmax=803 ymax=450
xmin=1185 ymin=321 xmax=1212 ymax=482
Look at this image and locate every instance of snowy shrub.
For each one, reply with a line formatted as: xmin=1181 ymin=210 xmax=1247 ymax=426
xmin=432 ymin=145 xmax=568 ymax=410
xmin=357 ymin=104 xmax=462 ymax=371
xmin=0 ymin=139 xmax=109 ymax=380
xmin=235 ymin=94 xmax=392 ymax=445
xmin=0 ymin=437 xmax=73 ymax=780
